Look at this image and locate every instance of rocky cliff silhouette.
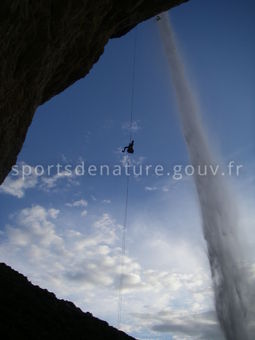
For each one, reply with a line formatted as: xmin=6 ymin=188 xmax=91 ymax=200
xmin=0 ymin=263 xmax=135 ymax=340
xmin=0 ymin=0 xmax=188 ymax=185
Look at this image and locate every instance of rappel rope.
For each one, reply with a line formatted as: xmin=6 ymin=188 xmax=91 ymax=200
xmin=117 ymin=174 xmax=130 ymax=328
xmin=117 ymin=28 xmax=137 ymax=329
xmin=129 ymin=27 xmax=137 ymax=142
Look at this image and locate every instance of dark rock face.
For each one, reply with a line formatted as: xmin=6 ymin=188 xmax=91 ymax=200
xmin=0 ymin=0 xmax=187 ymax=185
xmin=0 ymin=262 xmax=135 ymax=340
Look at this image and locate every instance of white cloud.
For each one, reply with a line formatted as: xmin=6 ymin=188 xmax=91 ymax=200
xmin=0 ymin=203 xmax=219 ymax=339
xmin=145 ymin=186 xmax=158 ymax=191
xmin=41 ymin=170 xmax=74 ymax=190
xmin=122 ymin=120 xmax=140 ymax=133
xmin=66 ymin=199 xmax=88 ymax=208
xmin=0 ymin=163 xmax=80 ymax=198
xmin=102 ymin=199 xmax=111 ymax=204
xmin=81 ymin=210 xmax=88 ymax=217
xmin=48 ymin=208 xmax=60 ymax=219
xmin=0 ymin=172 xmax=37 ymax=198
xmin=5 ymin=206 xmax=64 ymax=251
xmin=149 ymin=310 xmax=225 ymax=339
xmin=120 ymin=154 xmax=146 ymax=168
xmin=2 ymin=182 xmax=253 ymax=339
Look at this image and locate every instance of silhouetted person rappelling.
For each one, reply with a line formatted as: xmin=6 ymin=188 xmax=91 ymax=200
xmin=122 ymin=140 xmax=134 ymax=154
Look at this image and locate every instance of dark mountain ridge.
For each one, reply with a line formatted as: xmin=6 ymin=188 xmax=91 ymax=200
xmin=0 ymin=262 xmax=136 ymax=340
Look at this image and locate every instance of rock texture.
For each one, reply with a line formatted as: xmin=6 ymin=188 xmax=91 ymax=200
xmin=0 ymin=0 xmax=188 ymax=185
xmin=0 ymin=262 xmax=135 ymax=340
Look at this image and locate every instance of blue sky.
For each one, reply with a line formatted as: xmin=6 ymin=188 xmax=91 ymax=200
xmin=0 ymin=1 xmax=255 ymax=339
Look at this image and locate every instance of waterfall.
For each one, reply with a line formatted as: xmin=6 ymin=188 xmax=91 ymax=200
xmin=158 ymin=12 xmax=250 ymax=340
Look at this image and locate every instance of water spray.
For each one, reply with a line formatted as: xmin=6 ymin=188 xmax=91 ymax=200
xmin=158 ymin=12 xmax=250 ymax=340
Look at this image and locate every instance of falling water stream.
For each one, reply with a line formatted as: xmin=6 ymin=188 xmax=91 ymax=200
xmin=158 ymin=12 xmax=250 ymax=340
